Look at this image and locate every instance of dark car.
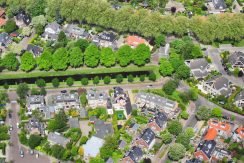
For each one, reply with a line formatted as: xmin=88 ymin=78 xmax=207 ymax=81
xmin=19 ymin=150 xmax=24 ymax=158
xmin=61 ymin=90 xmax=67 ymax=93
xmin=8 ymin=113 xmax=12 ymax=118
xmin=222 ymin=115 xmax=230 ymax=120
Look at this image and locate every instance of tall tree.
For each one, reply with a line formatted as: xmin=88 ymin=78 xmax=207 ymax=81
xmin=17 ymin=83 xmax=29 ymax=99
xmin=1 ymin=53 xmax=19 ymax=71
xmin=84 ymin=45 xmax=100 ymax=67
xmin=132 ymin=44 xmax=150 ymax=66
xmin=168 ymin=143 xmax=186 ymax=161
xmin=20 ymin=52 xmax=36 ymax=72
xmin=100 ymin=47 xmax=115 ymax=67
xmin=37 ymin=50 xmax=52 ymax=71
xmin=159 ymin=58 xmax=174 ymax=76
xmin=116 ymin=45 xmax=133 ymax=67
xmin=69 ymin=47 xmax=83 ymax=68
xmin=52 ymin=48 xmax=69 ymax=71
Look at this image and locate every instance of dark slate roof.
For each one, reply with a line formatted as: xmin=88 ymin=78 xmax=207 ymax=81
xmin=16 ymin=11 xmax=31 ymax=25
xmin=26 ymin=44 xmax=43 ymax=56
xmin=196 ymin=140 xmax=216 ymax=159
xmin=125 ymin=97 xmax=132 ymax=115
xmin=98 ymin=32 xmax=116 ymax=42
xmin=25 ymin=118 xmax=45 ymax=135
xmin=212 ymin=0 xmax=227 ymax=9
xmin=186 ymin=58 xmax=209 ymax=71
xmin=113 ymin=87 xmax=124 ymax=98
xmin=140 ymin=128 xmax=155 ymax=145
xmin=0 ymin=32 xmax=11 ymax=46
xmin=126 ymin=146 xmax=143 ymax=163
xmin=186 ymin=158 xmax=203 ymax=163
xmin=206 ymin=76 xmax=230 ymax=91
xmin=149 ymin=112 xmax=167 ymax=128
xmin=94 ymin=119 xmax=114 ymax=139
xmin=235 ymin=89 xmax=244 ymax=101
xmin=228 ymin=51 xmax=244 ymax=65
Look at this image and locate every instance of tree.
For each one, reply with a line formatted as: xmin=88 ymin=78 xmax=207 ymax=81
xmin=84 ymin=45 xmax=100 ymax=67
xmin=191 ymin=45 xmax=203 ymax=58
xmin=167 ymin=120 xmax=182 ymax=136
xmin=103 ymin=76 xmax=111 ymax=84
xmin=180 ymin=111 xmax=189 ymax=119
xmin=51 ymin=144 xmax=65 ymax=159
xmin=69 ymin=47 xmax=83 ymax=68
xmin=40 ymin=87 xmax=46 ymax=96
xmin=176 ymin=64 xmax=190 ymax=79
xmin=1 ymin=53 xmax=19 ymax=71
xmin=36 ymin=79 xmax=46 ymax=87
xmin=163 ymin=80 xmax=178 ymax=95
xmin=66 ymin=77 xmax=74 ymax=87
xmin=26 ymin=0 xmax=46 ymax=17
xmin=185 ymin=127 xmax=195 ymax=138
xmin=196 ymin=106 xmax=211 ymax=120
xmin=89 ymin=157 xmax=105 ymax=163
xmin=17 ymin=83 xmax=29 ymax=99
xmin=169 ymin=53 xmax=184 ymax=70
xmin=80 ymin=136 xmax=88 ymax=145
xmin=127 ymin=74 xmax=134 ymax=83
xmin=100 ymin=135 xmax=118 ymax=159
xmin=100 ymin=47 xmax=115 ymax=67
xmin=71 ymin=146 xmax=78 ymax=156
xmin=168 ymin=143 xmax=186 ymax=161
xmin=80 ymin=93 xmax=87 ymax=107
xmin=20 ymin=52 xmax=36 ymax=72
xmin=35 ymin=24 xmax=45 ymax=35
xmin=31 ymin=15 xmax=47 ymax=28
xmin=58 ymin=31 xmax=67 ymax=43
xmin=37 ymin=50 xmax=52 ymax=71
xmin=161 ymin=130 xmax=173 ymax=144
xmin=116 ymin=74 xmax=123 ymax=83
xmin=132 ymin=44 xmax=151 ymax=66
xmin=187 ymin=89 xmax=198 ymax=101
xmin=211 ymin=108 xmax=222 ymax=118
xmin=81 ymin=78 xmax=89 ymax=85
xmin=155 ymin=35 xmax=166 ymax=47
xmin=139 ymin=74 xmax=145 ymax=82
xmin=93 ymin=76 xmax=100 ymax=85
xmin=52 ymin=48 xmax=69 ymax=71
xmin=21 ymin=26 xmax=32 ymax=36
xmin=52 ymin=78 xmax=59 ymax=88
xmin=74 ymin=39 xmax=90 ymax=52
xmin=47 ymin=110 xmax=68 ymax=132
xmin=28 ymin=134 xmax=42 ymax=149
xmin=148 ymin=72 xmax=156 ymax=81
xmin=176 ymin=132 xmax=191 ymax=149
xmin=4 ymin=19 xmax=18 ymax=33
xmin=159 ymin=58 xmax=174 ymax=76
xmin=116 ymin=45 xmax=133 ymax=67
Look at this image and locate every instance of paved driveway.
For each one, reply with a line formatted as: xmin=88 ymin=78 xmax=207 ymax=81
xmin=79 ymin=120 xmax=92 ymax=137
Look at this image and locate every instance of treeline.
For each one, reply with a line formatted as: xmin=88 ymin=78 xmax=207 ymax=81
xmin=0 ymin=40 xmax=151 ymax=72
xmin=2 ymin=0 xmax=244 ymax=43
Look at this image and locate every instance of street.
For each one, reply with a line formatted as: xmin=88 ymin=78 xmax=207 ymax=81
xmin=5 ymin=101 xmax=50 ymax=163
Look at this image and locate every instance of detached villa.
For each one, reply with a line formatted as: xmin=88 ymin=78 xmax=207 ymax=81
xmin=228 ymin=51 xmax=244 ymax=70
xmin=234 ymin=90 xmax=244 ymax=108
xmin=198 ymin=76 xmax=232 ymax=97
xmin=26 ymin=95 xmax=45 ymax=114
xmin=42 ymin=22 xmax=61 ymax=41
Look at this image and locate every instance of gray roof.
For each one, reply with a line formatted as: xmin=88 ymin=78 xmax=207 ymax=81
xmin=235 ymin=89 xmax=244 ymax=101
xmin=94 ymin=119 xmax=114 ymax=139
xmin=98 ymin=32 xmax=116 ymax=42
xmin=39 ymin=105 xmax=56 ymax=119
xmin=212 ymin=0 xmax=227 ymax=9
xmin=68 ymin=117 xmax=80 ymax=128
xmin=196 ymin=140 xmax=216 ymax=159
xmin=25 ymin=118 xmax=45 ymax=135
xmin=65 ymin=24 xmax=89 ymax=38
xmin=118 ymin=140 xmax=127 ymax=149
xmin=149 ymin=112 xmax=167 ymax=128
xmin=26 ymin=44 xmax=43 ymax=56
xmin=52 ymin=93 xmax=79 ymax=104
xmin=129 ymin=123 xmax=139 ymax=131
xmin=0 ymin=32 xmax=11 ymax=46
xmin=206 ymin=76 xmax=231 ymax=91
xmin=106 ymin=157 xmax=114 ymax=163
xmin=48 ymin=132 xmax=70 ymax=147
xmin=136 ymin=92 xmax=177 ymax=109
xmin=125 ymin=146 xmax=143 ymax=163
xmin=87 ymin=89 xmax=108 ymax=101
xmin=186 ymin=58 xmax=209 ymax=71
xmin=27 ymin=95 xmax=45 ymax=105
xmin=46 ymin=22 xmax=61 ymax=32
xmin=140 ymin=128 xmax=155 ymax=145
xmin=228 ymin=51 xmax=244 ymax=65
xmin=79 ymin=108 xmax=88 ymax=118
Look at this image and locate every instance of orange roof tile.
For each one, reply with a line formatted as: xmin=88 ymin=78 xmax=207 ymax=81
xmin=126 ymin=36 xmax=146 ymax=47
xmin=236 ymin=127 xmax=244 ymax=138
xmin=0 ymin=18 xmax=6 ymax=26
xmin=204 ymin=128 xmax=217 ymax=140
xmin=208 ymin=119 xmax=231 ymax=133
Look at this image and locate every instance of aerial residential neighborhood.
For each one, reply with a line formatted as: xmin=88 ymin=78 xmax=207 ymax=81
xmin=0 ymin=0 xmax=243 ymax=163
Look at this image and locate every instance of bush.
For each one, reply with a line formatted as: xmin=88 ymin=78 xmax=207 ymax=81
xmin=116 ymin=74 xmax=123 ymax=83
xmin=93 ymin=76 xmax=100 ymax=85
xmin=180 ymin=111 xmax=189 ymax=120
xmin=66 ymin=77 xmax=74 ymax=86
xmin=81 ymin=78 xmax=89 ymax=85
xmin=127 ymin=74 xmax=134 ymax=83
xmin=52 ymin=78 xmax=60 ymax=88
xmin=163 ymin=80 xmax=178 ymax=95
xmin=139 ymin=74 xmax=145 ymax=82
xmin=103 ymin=76 xmax=111 ymax=84
xmin=148 ymin=72 xmax=156 ymax=81
xmin=36 ymin=78 xmax=46 ymax=87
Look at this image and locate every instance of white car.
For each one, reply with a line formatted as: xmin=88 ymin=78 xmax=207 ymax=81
xmin=16 ymin=123 xmax=19 ymax=128
xmin=9 ymin=125 xmax=13 ymax=131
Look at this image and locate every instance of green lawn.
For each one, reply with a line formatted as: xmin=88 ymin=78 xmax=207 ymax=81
xmin=0 ymin=65 xmax=159 ymax=80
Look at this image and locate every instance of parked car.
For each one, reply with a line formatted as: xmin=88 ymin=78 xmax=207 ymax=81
xmin=8 ymin=113 xmax=12 ymax=118
xmin=9 ymin=125 xmax=13 ymax=131
xmin=16 ymin=123 xmax=19 ymax=128
xmin=61 ymin=90 xmax=67 ymax=93
xmin=19 ymin=150 xmax=24 ymax=158
xmin=222 ymin=115 xmax=230 ymax=120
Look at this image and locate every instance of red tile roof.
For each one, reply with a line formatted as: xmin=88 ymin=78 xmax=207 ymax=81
xmin=204 ymin=128 xmax=217 ymax=140
xmin=0 ymin=18 xmax=6 ymax=26
xmin=126 ymin=36 xmax=146 ymax=47
xmin=208 ymin=119 xmax=231 ymax=133
xmin=236 ymin=127 xmax=244 ymax=138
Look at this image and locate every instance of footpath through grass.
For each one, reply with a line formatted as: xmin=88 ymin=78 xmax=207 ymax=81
xmin=0 ymin=65 xmax=159 ymax=80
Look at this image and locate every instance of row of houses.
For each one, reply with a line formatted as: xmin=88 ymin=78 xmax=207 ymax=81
xmin=193 ymin=119 xmax=243 ymax=162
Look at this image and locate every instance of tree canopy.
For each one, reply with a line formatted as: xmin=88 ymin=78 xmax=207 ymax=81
xmin=132 ymin=44 xmax=150 ymax=66
xmin=159 ymin=58 xmax=174 ymax=76
xmin=37 ymin=50 xmax=53 ymax=71
xmin=84 ymin=45 xmax=100 ymax=67
xmin=100 ymin=47 xmax=115 ymax=67
xmin=168 ymin=143 xmax=186 ymax=161
xmin=20 ymin=52 xmax=36 ymax=72
xmin=1 ymin=53 xmax=19 ymax=71
xmin=52 ymin=48 xmax=69 ymax=71
xmin=116 ymin=45 xmax=133 ymax=67
xmin=68 ymin=47 xmax=83 ymax=68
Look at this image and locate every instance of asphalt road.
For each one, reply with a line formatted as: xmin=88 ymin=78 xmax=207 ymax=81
xmin=5 ymin=101 xmax=50 ymax=163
